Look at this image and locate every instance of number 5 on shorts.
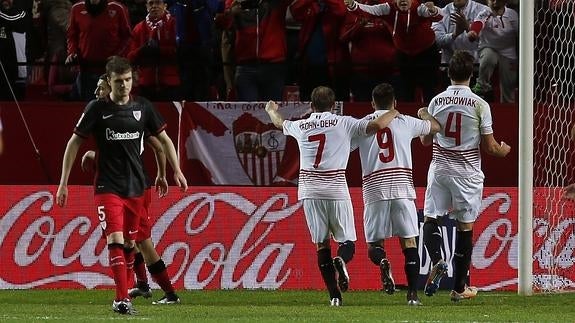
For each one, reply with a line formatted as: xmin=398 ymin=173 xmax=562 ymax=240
xmin=97 ymin=205 xmax=107 ymax=231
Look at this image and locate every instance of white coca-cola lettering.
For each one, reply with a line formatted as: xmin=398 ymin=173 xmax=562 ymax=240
xmin=533 ymin=218 xmax=575 ymax=269
xmin=0 ymin=191 xmax=112 ymax=288
xmin=473 ymin=218 xmax=517 ymax=269
xmin=0 ymin=190 xmax=300 ymax=289
xmin=1 ymin=188 xmax=574 ymax=290
xmin=472 ymin=193 xmax=516 ymax=269
xmin=152 ymin=193 xmax=298 ymax=289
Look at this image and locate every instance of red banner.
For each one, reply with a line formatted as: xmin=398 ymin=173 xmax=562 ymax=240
xmin=1 ymin=185 xmax=573 ymax=291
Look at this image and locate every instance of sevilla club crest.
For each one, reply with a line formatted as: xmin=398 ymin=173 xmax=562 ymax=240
xmin=233 ymin=113 xmax=286 ymax=185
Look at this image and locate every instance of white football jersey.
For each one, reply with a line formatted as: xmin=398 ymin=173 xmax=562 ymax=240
xmin=352 ymin=110 xmax=431 ymax=204
xmin=283 ymin=112 xmax=369 ymax=200
xmin=428 ymin=85 xmax=493 ymax=177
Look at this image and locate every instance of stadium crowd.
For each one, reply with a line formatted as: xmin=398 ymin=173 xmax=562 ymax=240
xmin=0 ymin=0 xmax=520 ymax=103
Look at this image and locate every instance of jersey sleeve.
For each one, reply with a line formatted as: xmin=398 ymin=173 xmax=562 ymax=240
xmin=342 ymin=116 xmax=369 ymax=138
xmin=73 ymin=101 xmax=99 ymax=138
xmin=144 ymin=99 xmax=167 ymax=135
xmin=478 ymin=100 xmax=494 ymax=135
xmin=406 ymin=115 xmax=432 ymax=138
xmin=282 ymin=120 xmax=299 ymax=138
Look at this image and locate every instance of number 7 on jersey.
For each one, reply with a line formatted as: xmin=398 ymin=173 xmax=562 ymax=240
xmin=308 ymin=134 xmax=325 ymax=168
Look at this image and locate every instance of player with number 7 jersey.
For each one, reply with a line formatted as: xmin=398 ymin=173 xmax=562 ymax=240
xmin=420 ymin=51 xmax=510 ymax=302
xmin=265 ymin=86 xmax=398 ymax=306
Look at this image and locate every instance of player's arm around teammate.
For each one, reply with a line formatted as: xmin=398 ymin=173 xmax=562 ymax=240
xmin=265 ymin=100 xmax=400 ymax=131
xmin=418 ymin=107 xmax=442 ymax=146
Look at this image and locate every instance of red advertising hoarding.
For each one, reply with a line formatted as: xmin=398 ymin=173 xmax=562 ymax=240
xmin=0 ymin=185 xmax=573 ymax=291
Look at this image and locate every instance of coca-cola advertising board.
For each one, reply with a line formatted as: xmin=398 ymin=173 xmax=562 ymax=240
xmin=0 ymin=186 xmax=573 ymax=291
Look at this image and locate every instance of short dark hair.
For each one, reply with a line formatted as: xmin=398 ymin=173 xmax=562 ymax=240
xmin=371 ymin=83 xmax=395 ymax=110
xmin=310 ymin=86 xmax=335 ymax=112
xmin=448 ymin=50 xmax=474 ymax=82
xmin=105 ymin=56 xmax=132 ymax=77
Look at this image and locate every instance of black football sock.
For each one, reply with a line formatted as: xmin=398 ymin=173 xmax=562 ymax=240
xmin=317 ymin=248 xmax=341 ymax=300
xmin=423 ymin=220 xmax=443 ymax=264
xmin=337 ymin=240 xmax=355 ymax=263
xmin=367 ymin=244 xmax=386 ymax=266
xmin=453 ymin=230 xmax=473 ymax=293
xmin=148 ymin=259 xmax=175 ymax=294
xmin=403 ymin=247 xmax=420 ymax=292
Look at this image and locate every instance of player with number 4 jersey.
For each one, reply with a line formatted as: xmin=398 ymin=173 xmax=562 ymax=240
xmin=265 ymin=86 xmax=398 ymax=307
xmin=420 ymin=51 xmax=510 ymax=302
xmin=352 ymin=83 xmax=440 ymax=306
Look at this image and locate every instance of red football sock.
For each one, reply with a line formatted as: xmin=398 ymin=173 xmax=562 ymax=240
xmin=124 ymin=247 xmax=135 ymax=288
xmin=133 ymin=252 xmax=148 ymax=284
xmin=109 ymin=244 xmax=129 ymax=300
xmin=148 ymin=259 xmax=174 ymax=294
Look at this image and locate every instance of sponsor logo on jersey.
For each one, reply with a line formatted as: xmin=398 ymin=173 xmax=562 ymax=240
xmin=105 ymin=128 xmax=140 ymax=140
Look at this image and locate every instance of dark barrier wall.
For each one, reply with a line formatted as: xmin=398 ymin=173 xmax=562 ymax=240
xmin=0 ymin=102 xmax=518 ymax=186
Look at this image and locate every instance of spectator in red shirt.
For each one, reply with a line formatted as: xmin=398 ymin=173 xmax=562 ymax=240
xmin=66 ymin=0 xmax=132 ymax=101
xmin=127 ymin=0 xmax=180 ymax=101
xmin=340 ymin=0 xmax=399 ymax=102
xmin=289 ymin=0 xmax=351 ymax=101
xmin=345 ymin=0 xmax=442 ymax=102
xmin=223 ymin=0 xmax=291 ymax=101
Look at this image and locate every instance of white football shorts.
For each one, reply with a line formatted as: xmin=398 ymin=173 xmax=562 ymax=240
xmin=363 ymin=199 xmax=419 ymax=242
xmin=423 ymin=172 xmax=484 ymax=223
xmin=303 ymin=199 xmax=357 ymax=244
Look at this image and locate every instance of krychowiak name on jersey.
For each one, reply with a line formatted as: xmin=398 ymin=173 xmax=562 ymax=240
xmin=428 ymin=85 xmax=493 ymax=178
xmin=352 ymin=110 xmax=431 ymax=205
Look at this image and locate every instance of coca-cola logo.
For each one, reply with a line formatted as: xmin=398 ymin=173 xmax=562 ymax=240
xmin=0 ymin=186 xmax=574 ymax=291
xmin=0 ymin=188 xmax=302 ymax=290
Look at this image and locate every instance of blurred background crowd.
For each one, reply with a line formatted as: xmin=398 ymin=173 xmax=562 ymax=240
xmin=0 ymin=0 xmax=523 ymax=104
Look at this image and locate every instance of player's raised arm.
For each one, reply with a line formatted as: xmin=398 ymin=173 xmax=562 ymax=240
xmin=366 ymin=109 xmax=399 ymax=135
xmin=56 ymin=134 xmax=84 ymax=207
xmin=344 ymin=0 xmax=390 ymax=16
xmin=480 ymin=133 xmax=511 ymax=157
xmin=265 ymin=100 xmax=285 ymax=129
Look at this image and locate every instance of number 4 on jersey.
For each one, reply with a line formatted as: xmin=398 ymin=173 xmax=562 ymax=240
xmin=445 ymin=112 xmax=462 ymax=146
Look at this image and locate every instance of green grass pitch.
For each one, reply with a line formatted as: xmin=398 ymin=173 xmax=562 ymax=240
xmin=0 ymin=289 xmax=573 ymax=322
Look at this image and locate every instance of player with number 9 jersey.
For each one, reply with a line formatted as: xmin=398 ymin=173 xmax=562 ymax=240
xmin=351 ymin=83 xmax=440 ymax=305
